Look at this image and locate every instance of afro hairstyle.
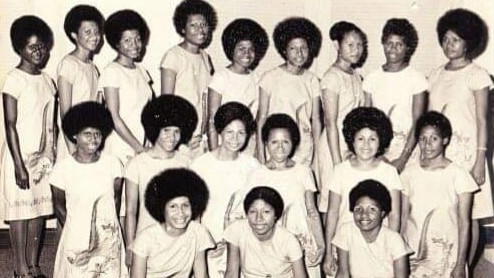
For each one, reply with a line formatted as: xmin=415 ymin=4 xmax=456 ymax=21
xmin=342 ymin=107 xmax=393 ymax=157
xmin=145 ymin=168 xmax=209 ymax=223
xmin=243 ymin=186 xmax=284 ymax=220
xmin=414 ymin=111 xmax=452 ymax=147
xmin=349 ymin=179 xmax=392 ymax=214
xmin=141 ymin=95 xmax=198 ymax=145
xmin=436 ymin=8 xmax=488 ymax=59
xmin=104 ymin=9 xmax=149 ymax=51
xmin=214 ymin=102 xmax=256 ymax=137
xmin=173 ymin=0 xmax=217 ymax=36
xmin=261 ymin=113 xmax=301 ymax=158
xmin=10 ymin=15 xmax=53 ymax=55
xmin=329 ymin=21 xmax=368 ymax=68
xmin=381 ymin=18 xmax=418 ymax=63
xmin=221 ymin=18 xmax=269 ymax=70
xmin=62 ymin=101 xmax=114 ymax=144
xmin=273 ymin=17 xmax=322 ymax=68
xmin=64 ymin=5 xmax=104 ymax=44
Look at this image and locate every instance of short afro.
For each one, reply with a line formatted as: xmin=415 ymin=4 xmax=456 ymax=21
xmin=415 ymin=111 xmax=452 ymax=146
xmin=64 ymin=5 xmax=104 ymax=45
xmin=62 ymin=101 xmax=114 ymax=144
xmin=10 ymin=15 xmax=53 ymax=55
xmin=141 ymin=95 xmax=198 ymax=145
xmin=214 ymin=102 xmax=256 ymax=137
xmin=243 ymin=186 xmax=284 ymax=220
xmin=261 ymin=114 xmax=300 ymax=158
xmin=105 ymin=9 xmax=149 ymax=51
xmin=273 ymin=17 xmax=322 ymax=68
xmin=173 ymin=0 xmax=217 ymax=36
xmin=349 ymin=179 xmax=392 ymax=214
xmin=145 ymin=168 xmax=209 ymax=223
xmin=329 ymin=21 xmax=368 ymax=68
xmin=437 ymin=8 xmax=488 ymax=59
xmin=221 ymin=18 xmax=268 ymax=70
xmin=342 ymin=107 xmax=393 ymax=157
xmin=381 ymin=18 xmax=418 ymax=63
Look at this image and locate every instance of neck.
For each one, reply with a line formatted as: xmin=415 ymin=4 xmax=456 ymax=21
xmin=351 ymin=156 xmax=380 ymax=170
xmin=148 ymin=146 xmax=176 ymax=159
xmin=228 ymin=63 xmax=249 ymax=74
xmin=17 ymin=61 xmax=40 ymax=75
xmin=265 ymin=159 xmax=294 ymax=170
xmin=420 ymin=154 xmax=449 ymax=170
xmin=383 ymin=61 xmax=407 ymax=72
xmin=73 ymin=150 xmax=99 ymax=163
xmin=215 ymin=147 xmax=239 ymax=161
xmin=334 ymin=59 xmax=353 ymax=74
xmin=253 ymin=227 xmax=275 ymax=242
xmin=446 ymin=57 xmax=471 ymax=70
xmin=180 ymin=41 xmax=200 ymax=54
xmin=282 ymin=63 xmax=304 ymax=75
xmin=116 ymin=55 xmax=135 ymax=68
xmin=360 ymin=225 xmax=381 ymax=243
xmin=162 ymin=222 xmax=186 ymax=237
xmin=73 ymin=47 xmax=93 ymax=63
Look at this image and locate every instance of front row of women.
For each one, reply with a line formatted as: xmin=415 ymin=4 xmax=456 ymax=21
xmin=47 ymin=96 xmax=474 ymax=278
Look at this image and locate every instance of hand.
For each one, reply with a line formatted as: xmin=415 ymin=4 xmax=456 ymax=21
xmin=187 ymin=135 xmax=203 ymax=150
xmin=208 ymin=241 xmax=227 ymax=258
xmin=306 ymin=246 xmax=325 ymax=267
xmin=322 ymin=253 xmax=337 ymax=276
xmin=450 ymin=263 xmax=466 ymax=278
xmin=67 ymin=249 xmax=92 ymax=266
xmin=125 ymin=249 xmax=132 ymax=268
xmin=14 ymin=163 xmax=30 ymax=189
xmin=470 ymin=161 xmax=485 ymax=185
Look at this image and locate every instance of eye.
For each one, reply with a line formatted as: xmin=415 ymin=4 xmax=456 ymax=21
xmin=354 ymin=206 xmax=363 ymax=213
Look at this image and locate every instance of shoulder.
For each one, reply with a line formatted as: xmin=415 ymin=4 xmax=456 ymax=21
xmin=190 ymin=152 xmax=214 ymax=169
xmin=99 ymin=153 xmax=124 ymax=168
xmin=260 ymin=66 xmax=283 ymax=81
xmin=238 ymin=153 xmax=261 ymax=167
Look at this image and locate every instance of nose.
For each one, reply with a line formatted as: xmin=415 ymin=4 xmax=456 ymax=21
xmin=255 ymin=212 xmax=264 ymax=222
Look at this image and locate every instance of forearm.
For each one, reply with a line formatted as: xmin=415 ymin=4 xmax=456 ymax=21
xmin=455 ymin=218 xmax=470 ymax=267
xmin=326 ymin=124 xmax=342 ymax=164
xmin=4 ymin=124 xmax=25 ymax=166
xmin=207 ymin=120 xmax=218 ymax=151
xmin=112 ymin=117 xmax=144 ymax=152
xmin=54 ymin=203 xmax=66 ymax=226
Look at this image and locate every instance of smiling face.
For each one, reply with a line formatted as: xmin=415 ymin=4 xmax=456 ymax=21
xmin=247 ymin=199 xmax=277 ymax=241
xmin=182 ymin=14 xmax=209 ymax=47
xmin=116 ymin=29 xmax=142 ymax=61
xmin=418 ymin=125 xmax=448 ymax=160
xmin=231 ymin=40 xmax=255 ymax=71
xmin=285 ymin=37 xmax=309 ymax=68
xmin=266 ymin=128 xmax=292 ymax=163
xmin=73 ymin=20 xmax=101 ymax=52
xmin=163 ymin=196 xmax=192 ymax=235
xmin=383 ymin=34 xmax=407 ymax=65
xmin=155 ymin=126 xmax=181 ymax=153
xmin=74 ymin=127 xmax=103 ymax=155
xmin=352 ymin=127 xmax=379 ymax=161
xmin=441 ymin=30 xmax=468 ymax=61
xmin=353 ymin=196 xmax=384 ymax=234
xmin=219 ymin=119 xmax=248 ymax=153
xmin=19 ymin=35 xmax=49 ymax=69
xmin=337 ymin=31 xmax=364 ymax=65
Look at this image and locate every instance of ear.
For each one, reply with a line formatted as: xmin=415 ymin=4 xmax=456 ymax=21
xmin=70 ymin=32 xmax=78 ymax=41
xmin=332 ymin=40 xmax=340 ymax=52
xmin=442 ymin=137 xmax=449 ymax=146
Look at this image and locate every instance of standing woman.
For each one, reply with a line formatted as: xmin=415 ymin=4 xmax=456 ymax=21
xmin=161 ymin=0 xmax=217 ymax=156
xmin=207 ymin=18 xmax=269 ymax=154
xmin=1 ymin=15 xmax=56 ymax=278
xmin=99 ymin=9 xmax=153 ymax=165
xmin=256 ymin=17 xmax=322 ymax=166
xmin=363 ymin=18 xmax=427 ymax=172
xmin=56 ymin=4 xmax=104 ymax=160
xmin=428 ymin=8 xmax=493 ymax=267
xmin=315 ymin=21 xmax=367 ymax=212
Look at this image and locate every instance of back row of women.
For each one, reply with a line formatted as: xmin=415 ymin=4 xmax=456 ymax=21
xmin=1 ymin=0 xmax=493 ymax=277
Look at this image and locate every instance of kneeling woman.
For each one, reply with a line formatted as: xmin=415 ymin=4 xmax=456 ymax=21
xmin=50 ymin=102 xmax=127 ymax=277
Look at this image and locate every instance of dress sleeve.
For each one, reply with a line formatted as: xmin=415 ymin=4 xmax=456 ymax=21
xmin=224 ymin=220 xmax=242 ymax=246
xmin=99 ymin=64 xmax=120 ymax=89
xmin=258 ymin=69 xmax=275 ymax=96
xmin=384 ymin=164 xmax=403 ymax=191
xmin=48 ymin=161 xmax=67 ymax=190
xmin=309 ymin=73 xmax=321 ymax=98
xmin=362 ymin=71 xmax=375 ymax=94
xmin=301 ymin=166 xmax=317 ymax=192
xmin=2 ymin=72 xmax=22 ymax=99
xmin=110 ymin=156 xmax=123 ymax=179
xmin=387 ymin=230 xmax=411 ymax=260
xmin=453 ymin=165 xmax=479 ymax=194
xmin=467 ymin=65 xmax=493 ymax=91
xmin=326 ymin=165 xmax=343 ymax=194
xmin=56 ymin=57 xmax=77 ymax=84
xmin=282 ymin=230 xmax=304 ymax=262
xmin=131 ymin=229 xmax=151 ymax=258
xmin=208 ymin=69 xmax=227 ymax=95
xmin=399 ymin=167 xmax=411 ymax=196
xmin=160 ymin=47 xmax=180 ymax=72
xmin=194 ymin=222 xmax=216 ymax=252
xmin=410 ymin=70 xmax=428 ymax=95
xmin=331 ymin=222 xmax=350 ymax=251
xmin=124 ymin=156 xmax=140 ymax=183
xmin=320 ymin=70 xmax=341 ymax=94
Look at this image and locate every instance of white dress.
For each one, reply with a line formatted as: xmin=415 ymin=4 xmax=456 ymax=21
xmin=50 ymin=154 xmax=127 ymax=278
xmin=1 ymin=69 xmax=55 ymax=221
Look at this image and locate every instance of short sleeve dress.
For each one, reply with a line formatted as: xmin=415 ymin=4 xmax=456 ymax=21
xmin=314 ymin=66 xmax=364 ymax=210
xmin=428 ymin=63 xmax=494 ymax=219
xmin=363 ymin=66 xmax=427 ymax=162
xmin=1 ymin=68 xmax=55 ymax=221
xmin=259 ymin=67 xmax=321 ymax=166
xmin=55 ymin=54 xmax=100 ymax=160
xmin=401 ymin=163 xmax=478 ymax=277
xmin=50 ymin=154 xmax=127 ymax=277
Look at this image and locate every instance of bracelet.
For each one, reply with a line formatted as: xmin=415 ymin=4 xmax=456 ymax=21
xmin=477 ymin=147 xmax=487 ymax=151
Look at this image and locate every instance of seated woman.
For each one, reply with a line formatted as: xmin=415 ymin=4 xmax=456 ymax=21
xmin=130 ymin=168 xmax=214 ymax=278
xmin=225 ymin=186 xmax=307 ymax=278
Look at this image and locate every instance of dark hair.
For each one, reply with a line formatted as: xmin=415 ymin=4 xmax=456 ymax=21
xmin=64 ymin=5 xmax=104 ymax=45
xmin=145 ymin=168 xmax=209 ymax=223
xmin=10 ymin=15 xmax=53 ymax=55
xmin=349 ymin=179 xmax=392 ymax=214
xmin=214 ymin=102 xmax=256 ymax=137
xmin=141 ymin=95 xmax=197 ymax=145
xmin=243 ymin=186 xmax=284 ymax=220
xmin=436 ymin=8 xmax=488 ymax=60
xmin=342 ymin=107 xmax=393 ymax=157
xmin=381 ymin=18 xmax=418 ymax=63
xmin=104 ymin=9 xmax=149 ymax=51
xmin=221 ymin=18 xmax=269 ymax=70
xmin=415 ymin=111 xmax=452 ymax=147
xmin=329 ymin=21 xmax=368 ymax=68
xmin=62 ymin=101 xmax=114 ymax=144
xmin=173 ymin=0 xmax=217 ymax=37
xmin=261 ymin=114 xmax=300 ymax=158
xmin=273 ymin=17 xmax=322 ymax=68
